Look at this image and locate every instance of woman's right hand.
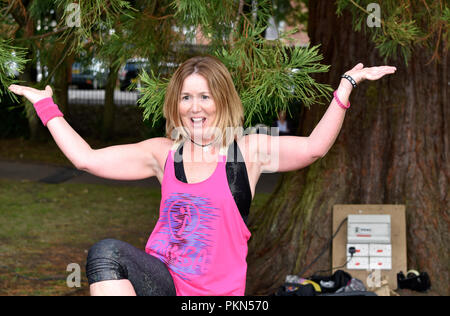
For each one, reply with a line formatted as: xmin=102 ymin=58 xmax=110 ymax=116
xmin=8 ymin=84 xmax=53 ymax=104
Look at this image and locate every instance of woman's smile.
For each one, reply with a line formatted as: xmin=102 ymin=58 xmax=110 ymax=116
xmin=179 ymin=73 xmax=217 ymax=143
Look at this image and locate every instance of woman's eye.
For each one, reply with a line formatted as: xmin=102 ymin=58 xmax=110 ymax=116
xmin=182 ymin=96 xmax=189 ymax=101
xmin=202 ymin=95 xmax=209 ymax=100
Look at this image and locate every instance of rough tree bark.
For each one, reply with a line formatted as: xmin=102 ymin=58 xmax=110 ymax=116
xmin=246 ymin=1 xmax=448 ymax=295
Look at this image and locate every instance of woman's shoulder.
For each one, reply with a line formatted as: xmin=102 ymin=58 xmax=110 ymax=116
xmin=236 ymin=132 xmax=278 ymax=158
xmin=237 ymin=132 xmax=271 ymax=145
xmin=235 ymin=133 xmax=263 ymax=160
xmin=139 ymin=136 xmax=174 ymax=147
xmin=139 ymin=137 xmax=175 ymax=158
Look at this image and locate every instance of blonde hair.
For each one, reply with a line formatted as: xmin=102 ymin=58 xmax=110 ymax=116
xmin=163 ymin=56 xmax=244 ymax=148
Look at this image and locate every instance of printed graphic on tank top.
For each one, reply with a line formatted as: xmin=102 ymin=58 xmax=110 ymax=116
xmin=145 ymin=141 xmax=252 ymax=296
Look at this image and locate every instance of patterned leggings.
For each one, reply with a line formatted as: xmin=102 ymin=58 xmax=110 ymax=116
xmin=86 ymin=239 xmax=176 ymax=296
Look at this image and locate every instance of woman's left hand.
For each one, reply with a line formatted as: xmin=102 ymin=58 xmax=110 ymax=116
xmin=344 ymin=63 xmax=397 ymax=85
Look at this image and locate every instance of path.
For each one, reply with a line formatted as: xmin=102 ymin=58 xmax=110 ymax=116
xmin=0 ymin=160 xmax=281 ymax=194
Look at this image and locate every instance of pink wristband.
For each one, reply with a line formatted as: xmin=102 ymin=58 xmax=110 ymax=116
xmin=33 ymin=97 xmax=64 ymax=126
xmin=333 ymin=90 xmax=350 ymax=109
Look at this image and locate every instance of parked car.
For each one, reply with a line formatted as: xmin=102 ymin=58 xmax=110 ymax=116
xmin=119 ymin=59 xmax=149 ymax=91
xmin=70 ymin=61 xmax=108 ymax=89
xmin=119 ymin=59 xmax=179 ymax=91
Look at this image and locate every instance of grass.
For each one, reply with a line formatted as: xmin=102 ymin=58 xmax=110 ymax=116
xmin=0 ymin=179 xmax=161 ymax=295
xmin=0 ymin=137 xmax=138 ymax=167
xmin=0 ymin=136 xmax=271 ymax=295
xmin=0 ymin=178 xmax=270 ymax=296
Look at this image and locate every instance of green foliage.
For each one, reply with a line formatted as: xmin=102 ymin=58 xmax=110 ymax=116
xmin=0 ymin=40 xmax=28 ymax=102
xmin=138 ymin=70 xmax=169 ymax=127
xmin=139 ymin=0 xmax=331 ymax=127
xmin=173 ymin=0 xmax=237 ymax=46
xmin=56 ymin=0 xmax=136 ymax=53
xmin=28 ymin=0 xmax=57 ymax=21
xmin=373 ymin=17 xmax=421 ymax=65
xmin=4 ymin=0 xmax=444 ymax=129
xmin=335 ymin=0 xmax=449 ymax=64
xmin=218 ymin=40 xmax=331 ymax=125
xmin=113 ymin=0 xmax=178 ymax=70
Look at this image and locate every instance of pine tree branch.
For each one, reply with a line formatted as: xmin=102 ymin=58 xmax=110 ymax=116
xmin=420 ymin=0 xmax=431 ymax=15
xmin=1 ymin=0 xmax=16 ymax=17
xmin=14 ymin=26 xmax=70 ymax=41
xmin=348 ymin=0 xmax=384 ymax=27
xmin=7 ymin=0 xmax=29 ymax=28
xmin=41 ymin=31 xmax=75 ymax=87
xmin=142 ymin=12 xmax=174 ymax=20
xmin=0 ymin=39 xmax=29 ymax=102
xmin=427 ymin=23 xmax=443 ymax=65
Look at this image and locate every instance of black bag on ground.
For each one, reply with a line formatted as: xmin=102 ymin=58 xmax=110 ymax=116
xmin=309 ymin=270 xmax=353 ymax=293
xmin=272 ymin=283 xmax=316 ymax=296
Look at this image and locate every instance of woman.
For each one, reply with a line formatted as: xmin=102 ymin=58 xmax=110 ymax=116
xmin=8 ymin=56 xmax=396 ymax=296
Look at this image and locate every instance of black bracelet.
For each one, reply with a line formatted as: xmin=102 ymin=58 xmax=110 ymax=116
xmin=341 ymin=74 xmax=357 ymax=88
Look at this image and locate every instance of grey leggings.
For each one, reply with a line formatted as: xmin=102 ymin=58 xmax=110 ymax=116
xmin=86 ymin=239 xmax=176 ymax=296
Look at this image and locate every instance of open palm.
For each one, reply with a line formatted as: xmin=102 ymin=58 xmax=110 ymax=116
xmin=345 ymin=63 xmax=397 ymax=84
xmin=8 ymin=84 xmax=53 ymax=104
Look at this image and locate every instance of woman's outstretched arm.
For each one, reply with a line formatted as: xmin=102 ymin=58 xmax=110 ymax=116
xmin=8 ymin=84 xmax=165 ymax=180
xmin=256 ymin=63 xmax=397 ymax=173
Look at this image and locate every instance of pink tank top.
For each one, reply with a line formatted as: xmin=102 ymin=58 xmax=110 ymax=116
xmin=145 ymin=143 xmax=251 ymax=296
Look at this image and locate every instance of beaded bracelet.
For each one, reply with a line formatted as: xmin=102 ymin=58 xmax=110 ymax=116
xmin=333 ymin=90 xmax=350 ymax=110
xmin=341 ymin=74 xmax=357 ymax=88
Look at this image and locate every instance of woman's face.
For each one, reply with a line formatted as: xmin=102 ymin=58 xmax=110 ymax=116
xmin=179 ymin=73 xmax=217 ymax=143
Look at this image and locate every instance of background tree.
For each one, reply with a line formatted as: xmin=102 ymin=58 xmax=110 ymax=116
xmin=139 ymin=0 xmax=331 ymax=128
xmin=1 ymin=0 xmax=55 ymax=140
xmin=2 ymin=0 xmax=448 ymax=295
xmin=136 ymin=0 xmax=448 ymax=295
xmin=0 ymin=39 xmax=28 ymax=102
xmin=246 ymin=0 xmax=449 ymax=295
xmin=92 ymin=0 xmax=178 ymax=140
xmin=1 ymin=0 xmax=179 ymax=140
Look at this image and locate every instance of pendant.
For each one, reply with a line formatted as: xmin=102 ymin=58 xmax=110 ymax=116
xmin=203 ymin=145 xmax=210 ymax=153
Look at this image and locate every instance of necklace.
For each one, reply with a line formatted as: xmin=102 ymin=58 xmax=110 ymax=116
xmin=190 ymin=138 xmax=215 ymax=152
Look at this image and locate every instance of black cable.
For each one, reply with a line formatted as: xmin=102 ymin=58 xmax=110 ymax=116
xmin=296 ymin=217 xmax=348 ymax=278
xmin=311 ymin=248 xmax=355 ymax=276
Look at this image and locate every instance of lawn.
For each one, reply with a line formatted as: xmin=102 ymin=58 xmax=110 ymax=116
xmin=0 ymin=178 xmax=270 ymax=296
xmin=0 ymin=137 xmax=132 ymax=167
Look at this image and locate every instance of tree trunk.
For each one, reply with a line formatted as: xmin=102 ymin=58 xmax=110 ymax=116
xmin=20 ymin=51 xmax=47 ymax=141
xmin=51 ymin=43 xmax=71 ymax=118
xmin=14 ymin=11 xmax=48 ymax=142
xmin=51 ymin=6 xmax=76 ymax=119
xmin=101 ymin=64 xmax=119 ymax=140
xmin=246 ymin=1 xmax=449 ymax=295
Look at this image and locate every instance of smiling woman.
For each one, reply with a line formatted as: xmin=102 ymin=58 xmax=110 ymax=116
xmin=7 ymin=54 xmax=396 ymax=296
xmin=164 ymin=56 xmax=244 ymax=150
xmin=179 ymin=73 xmax=217 ymax=147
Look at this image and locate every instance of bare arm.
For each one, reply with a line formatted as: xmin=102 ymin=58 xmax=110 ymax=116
xmin=8 ymin=84 xmax=163 ymax=180
xmin=47 ymin=117 xmax=162 ymax=180
xmin=257 ymin=63 xmax=397 ymax=173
